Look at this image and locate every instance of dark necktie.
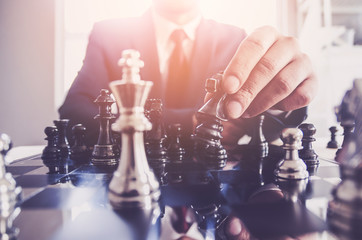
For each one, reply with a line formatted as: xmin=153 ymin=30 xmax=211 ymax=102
xmin=165 ymin=29 xmax=190 ymax=108
xmin=172 ymin=206 xmax=190 ymax=233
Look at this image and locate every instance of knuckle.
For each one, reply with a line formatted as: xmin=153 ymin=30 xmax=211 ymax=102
xmin=247 ymin=37 xmax=266 ymax=53
xmin=258 ymin=25 xmax=278 ymax=35
xmin=284 ymin=36 xmax=300 ymax=53
xmin=296 ymin=91 xmax=313 ymax=107
xmin=297 ymin=52 xmax=310 ymax=63
xmin=296 ymin=53 xmax=313 ymax=74
xmin=235 ymin=87 xmax=255 ymax=105
xmin=276 ymin=77 xmax=293 ymax=94
xmin=227 ymin=62 xmax=248 ymax=82
xmin=258 ymin=57 xmax=278 ymax=75
xmin=283 ymin=36 xmax=299 ymax=48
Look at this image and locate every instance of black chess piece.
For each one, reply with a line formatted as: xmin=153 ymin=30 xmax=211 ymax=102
xmin=70 ymin=124 xmax=90 ymax=164
xmin=334 ymin=88 xmax=356 ymax=162
xmin=335 ymin=121 xmax=355 ymax=161
xmin=244 ymin=114 xmax=269 ymax=183
xmin=298 ymin=123 xmax=319 ymax=175
xmin=41 ymin=126 xmax=67 ymax=173
xmin=192 ymin=73 xmax=227 ymax=170
xmin=42 ymin=126 xmax=60 ymax=160
xmin=112 ymin=131 xmax=121 ymax=159
xmin=191 ymin=204 xmax=224 ymax=234
xmin=144 ymin=99 xmax=168 ymax=178
xmin=327 ymin=78 xmax=362 ymax=240
xmin=145 ymin=99 xmax=168 ymax=162
xmin=193 ymin=113 xmax=227 ymax=169
xmin=248 ymin=115 xmax=269 ymax=158
xmin=53 ymin=119 xmax=71 ymax=158
xmin=327 ymin=126 xmax=339 ymax=149
xmin=167 ymin=123 xmax=186 ymax=162
xmin=91 ymin=89 xmax=118 ymax=166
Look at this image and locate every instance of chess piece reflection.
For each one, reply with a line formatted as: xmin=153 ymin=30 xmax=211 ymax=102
xmin=0 ymin=134 xmax=22 ymax=240
xmin=167 ymin=124 xmax=187 ymax=162
xmin=191 ymin=203 xmax=225 ymax=238
xmin=108 ymin=49 xmax=160 ymax=209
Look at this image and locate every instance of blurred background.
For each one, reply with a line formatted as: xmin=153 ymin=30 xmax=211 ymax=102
xmin=1 ymin=0 xmax=362 ymax=146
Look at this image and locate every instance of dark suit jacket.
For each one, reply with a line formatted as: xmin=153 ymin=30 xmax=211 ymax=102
xmin=59 ymin=11 xmax=307 ymax=145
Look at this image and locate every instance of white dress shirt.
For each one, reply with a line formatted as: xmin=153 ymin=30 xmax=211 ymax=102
xmin=151 ymin=8 xmax=202 ymax=83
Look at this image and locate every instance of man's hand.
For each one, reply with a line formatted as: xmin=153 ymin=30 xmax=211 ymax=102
xmin=221 ymin=26 xmax=317 ymax=119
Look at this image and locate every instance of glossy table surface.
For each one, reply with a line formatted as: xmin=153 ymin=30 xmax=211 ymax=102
xmin=6 ymin=140 xmax=341 ymax=240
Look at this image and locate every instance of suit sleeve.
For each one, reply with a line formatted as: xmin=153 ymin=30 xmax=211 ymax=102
xmin=58 ymin=23 xmax=111 ymax=146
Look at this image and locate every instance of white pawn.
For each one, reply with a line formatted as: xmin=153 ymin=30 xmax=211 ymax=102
xmin=274 ymin=128 xmax=309 ymax=202
xmin=275 ymin=128 xmax=309 ymax=180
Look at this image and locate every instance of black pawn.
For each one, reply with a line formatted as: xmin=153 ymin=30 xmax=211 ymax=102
xmin=249 ymin=115 xmax=268 ymax=158
xmin=193 ymin=112 xmax=227 ymax=170
xmin=248 ymin=115 xmax=269 ymax=182
xmin=298 ymin=123 xmax=319 ymax=174
xmin=335 ymin=122 xmax=355 ymax=161
xmin=145 ymin=99 xmax=168 ymax=162
xmin=167 ymin=123 xmax=186 ymax=162
xmin=112 ymin=131 xmax=121 ymax=159
xmin=53 ymin=119 xmax=71 ymax=158
xmin=145 ymin=99 xmax=168 ymax=179
xmin=71 ymin=124 xmax=90 ymax=164
xmin=327 ymin=126 xmax=339 ymax=149
xmin=91 ymin=89 xmax=118 ymax=166
xmin=42 ymin=126 xmax=60 ymax=159
xmin=41 ymin=126 xmax=66 ymax=173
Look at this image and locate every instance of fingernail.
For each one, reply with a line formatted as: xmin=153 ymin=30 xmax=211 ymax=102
xmin=223 ymin=75 xmax=239 ymax=94
xmin=227 ymin=100 xmax=243 ymax=119
xmin=242 ymin=111 xmax=251 ymax=118
xmin=227 ymin=218 xmax=242 ymax=236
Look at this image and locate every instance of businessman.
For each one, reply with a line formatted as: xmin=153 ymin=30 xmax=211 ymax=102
xmin=59 ymin=0 xmax=316 ymax=146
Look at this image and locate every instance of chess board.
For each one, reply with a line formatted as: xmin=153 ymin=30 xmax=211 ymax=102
xmin=6 ymin=142 xmax=341 ymax=240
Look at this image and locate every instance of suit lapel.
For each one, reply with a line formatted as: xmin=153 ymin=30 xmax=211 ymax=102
xmin=132 ymin=10 xmax=162 ymax=99
xmin=186 ymin=19 xmax=215 ymax=108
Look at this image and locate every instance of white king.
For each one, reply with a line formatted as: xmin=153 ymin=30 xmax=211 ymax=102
xmin=108 ymin=50 xmax=160 ymax=209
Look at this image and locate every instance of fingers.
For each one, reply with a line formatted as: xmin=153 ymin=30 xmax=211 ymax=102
xmin=274 ymin=74 xmax=318 ymax=111
xmin=222 ymin=25 xmax=317 ymax=119
xmin=242 ymin=53 xmax=315 ymax=117
xmin=223 ymin=26 xmax=280 ymax=95
xmin=224 ymin=217 xmax=252 ymax=240
xmin=225 ymin=35 xmax=302 ymax=118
